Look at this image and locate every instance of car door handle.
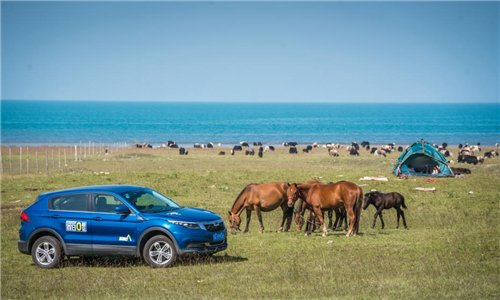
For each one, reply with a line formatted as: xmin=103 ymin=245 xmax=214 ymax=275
xmin=93 ymin=217 xmax=103 ymax=221
xmin=51 ymin=215 xmax=60 ymax=219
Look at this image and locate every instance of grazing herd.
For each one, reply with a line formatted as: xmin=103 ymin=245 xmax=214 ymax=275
xmin=135 ymin=140 xmax=499 ymax=169
xmin=228 ymin=181 xmax=409 ymax=238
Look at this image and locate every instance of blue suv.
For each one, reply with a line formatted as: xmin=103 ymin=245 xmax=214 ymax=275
xmin=18 ymin=185 xmax=227 ymax=268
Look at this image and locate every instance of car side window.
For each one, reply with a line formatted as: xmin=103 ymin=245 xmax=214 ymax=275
xmin=94 ymin=194 xmax=126 ymax=213
xmin=50 ymin=194 xmax=90 ymax=212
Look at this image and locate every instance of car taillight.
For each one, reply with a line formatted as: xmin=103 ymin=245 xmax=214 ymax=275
xmin=20 ymin=211 xmax=31 ymax=222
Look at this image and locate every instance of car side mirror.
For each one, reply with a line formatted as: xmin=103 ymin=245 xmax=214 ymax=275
xmin=114 ymin=205 xmax=130 ymax=214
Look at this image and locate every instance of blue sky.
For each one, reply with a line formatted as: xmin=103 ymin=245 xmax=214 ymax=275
xmin=1 ymin=1 xmax=499 ymax=102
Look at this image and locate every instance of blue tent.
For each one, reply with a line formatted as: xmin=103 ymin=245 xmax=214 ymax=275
xmin=393 ymin=141 xmax=454 ymax=177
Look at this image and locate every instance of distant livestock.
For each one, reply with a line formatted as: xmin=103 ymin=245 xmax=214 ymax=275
xmin=179 ymin=147 xmax=188 ymax=155
xmin=245 ymin=149 xmax=255 ymax=156
xmin=458 ymin=155 xmax=478 ymax=165
xmin=233 ymin=145 xmax=243 ymax=151
xmin=374 ymin=150 xmax=386 ymax=157
xmin=363 ymin=191 xmax=408 ymax=229
xmin=397 ymin=146 xmax=403 ymax=152
xmin=264 ymin=146 xmax=275 ymax=152
xmin=241 ymin=142 xmax=250 ymax=147
xmin=496 ymin=143 xmax=499 ymax=148
xmin=329 ymin=149 xmax=339 ymax=157
xmin=302 ymin=149 xmax=309 ymax=153
xmin=207 ymin=143 xmax=214 ymax=148
xmin=440 ymin=150 xmax=453 ymax=157
xmin=289 ymin=147 xmax=298 ymax=154
xmin=218 ymin=151 xmax=225 ymax=155
xmin=370 ymin=147 xmax=378 ymax=154
xmin=306 ymin=145 xmax=313 ymax=151
xmin=258 ymin=149 xmax=263 ymax=158
xmin=349 ymin=148 xmax=359 ymax=156
xmin=194 ymin=143 xmax=201 ymax=148
xmin=361 ymin=141 xmax=370 ymax=148
xmin=451 ymin=167 xmax=471 ymax=174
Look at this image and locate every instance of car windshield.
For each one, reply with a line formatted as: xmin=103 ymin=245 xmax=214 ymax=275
xmin=120 ymin=189 xmax=181 ymax=213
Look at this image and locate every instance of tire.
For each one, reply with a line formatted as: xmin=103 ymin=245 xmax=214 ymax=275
xmin=31 ymin=236 xmax=62 ymax=269
xmin=143 ymin=235 xmax=177 ymax=268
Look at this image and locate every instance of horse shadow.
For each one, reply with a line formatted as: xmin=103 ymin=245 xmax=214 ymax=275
xmin=54 ymin=253 xmax=247 ymax=268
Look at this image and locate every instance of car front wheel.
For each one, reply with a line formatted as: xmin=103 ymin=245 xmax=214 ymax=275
xmin=143 ymin=235 xmax=177 ymax=268
xmin=31 ymin=236 xmax=62 ymax=269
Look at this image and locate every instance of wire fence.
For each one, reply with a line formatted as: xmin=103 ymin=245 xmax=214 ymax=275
xmin=0 ymin=142 xmax=129 ymax=175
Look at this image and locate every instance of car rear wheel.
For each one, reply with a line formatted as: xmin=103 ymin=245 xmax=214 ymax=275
xmin=31 ymin=236 xmax=62 ymax=269
xmin=143 ymin=235 xmax=177 ymax=268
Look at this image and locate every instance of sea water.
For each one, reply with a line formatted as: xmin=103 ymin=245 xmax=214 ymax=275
xmin=1 ymin=100 xmax=499 ymax=145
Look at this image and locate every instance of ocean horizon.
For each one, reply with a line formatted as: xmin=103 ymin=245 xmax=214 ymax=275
xmin=1 ymin=100 xmax=499 ymax=146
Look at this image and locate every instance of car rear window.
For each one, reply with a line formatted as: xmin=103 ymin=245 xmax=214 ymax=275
xmin=50 ymin=194 xmax=90 ymax=212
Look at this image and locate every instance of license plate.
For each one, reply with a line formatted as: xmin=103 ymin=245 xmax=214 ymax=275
xmin=213 ymin=232 xmax=225 ymax=241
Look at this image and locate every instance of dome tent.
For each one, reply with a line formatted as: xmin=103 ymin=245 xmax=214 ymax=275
xmin=393 ymin=141 xmax=454 ymax=177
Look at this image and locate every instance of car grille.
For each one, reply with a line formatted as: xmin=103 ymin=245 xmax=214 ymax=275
xmin=205 ymin=222 xmax=224 ymax=232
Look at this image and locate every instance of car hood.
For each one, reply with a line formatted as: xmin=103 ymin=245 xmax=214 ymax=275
xmin=141 ymin=207 xmax=222 ymax=222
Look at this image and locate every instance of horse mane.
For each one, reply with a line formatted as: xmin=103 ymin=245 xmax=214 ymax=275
xmin=231 ymin=183 xmax=254 ymax=211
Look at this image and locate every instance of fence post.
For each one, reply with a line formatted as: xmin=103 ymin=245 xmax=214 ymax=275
xmin=26 ymin=158 xmax=29 ymax=173
xmin=74 ymin=145 xmax=77 ymax=163
xmin=46 ymin=150 xmax=49 ymax=170
xmin=52 ymin=150 xmax=55 ymax=169
xmin=36 ymin=151 xmax=39 ymax=173
xmin=9 ymin=148 xmax=12 ymax=173
xmin=58 ymin=148 xmax=61 ymax=168
xmin=19 ymin=147 xmax=22 ymax=174
xmin=64 ymin=148 xmax=67 ymax=167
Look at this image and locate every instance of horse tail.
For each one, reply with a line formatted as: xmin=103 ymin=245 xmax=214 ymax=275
xmin=354 ymin=186 xmax=363 ymax=234
xmin=401 ymin=194 xmax=407 ymax=209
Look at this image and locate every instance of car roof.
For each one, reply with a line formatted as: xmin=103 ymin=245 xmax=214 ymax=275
xmin=38 ymin=185 xmax=148 ymax=198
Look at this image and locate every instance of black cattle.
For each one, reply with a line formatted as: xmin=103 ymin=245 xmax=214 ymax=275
xmin=253 ymin=142 xmax=258 ymax=146
xmin=218 ymin=151 xmax=225 ymax=155
xmin=245 ymin=149 xmax=255 ymax=156
xmin=233 ymin=145 xmax=243 ymax=151
xmin=458 ymin=143 xmax=463 ymax=149
xmin=207 ymin=143 xmax=214 ymax=148
xmin=179 ymin=147 xmax=186 ymax=155
xmin=306 ymin=145 xmax=313 ymax=151
xmin=451 ymin=167 xmax=471 ymax=174
xmin=363 ymin=191 xmax=407 ymax=229
xmin=302 ymin=149 xmax=309 ymax=153
xmin=458 ymin=155 xmax=478 ymax=165
xmin=370 ymin=147 xmax=378 ymax=154
xmin=170 ymin=143 xmax=179 ymax=149
xmin=477 ymin=142 xmax=481 ymax=146
xmin=366 ymin=145 xmax=370 ymax=150
xmin=397 ymin=146 xmax=403 ymax=152
xmin=194 ymin=143 xmax=201 ymax=148
xmin=442 ymin=142 xmax=448 ymax=149
xmin=361 ymin=141 xmax=370 ymax=147
xmin=289 ymin=147 xmax=298 ymax=154
xmin=257 ymin=142 xmax=262 ymax=146
xmin=145 ymin=144 xmax=153 ymax=148
xmin=349 ymin=148 xmax=359 ymax=156
xmin=351 ymin=142 xmax=360 ymax=151
xmin=241 ymin=142 xmax=249 ymax=147
xmin=269 ymin=146 xmax=275 ymax=151
xmin=258 ymin=149 xmax=263 ymax=158
xmin=283 ymin=142 xmax=289 ymax=147
xmin=288 ymin=142 xmax=298 ymax=147
xmin=167 ymin=140 xmax=175 ymax=147
xmin=231 ymin=149 xmax=235 ymax=156
xmin=134 ymin=144 xmax=142 ymax=148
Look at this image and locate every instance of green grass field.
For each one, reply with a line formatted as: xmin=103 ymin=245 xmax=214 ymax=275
xmin=1 ymin=146 xmax=499 ymax=299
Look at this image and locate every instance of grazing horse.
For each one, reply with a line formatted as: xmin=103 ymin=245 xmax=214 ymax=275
xmin=228 ymin=182 xmax=293 ymax=234
xmin=363 ymin=191 xmax=408 ymax=229
xmin=287 ymin=181 xmax=363 ymax=237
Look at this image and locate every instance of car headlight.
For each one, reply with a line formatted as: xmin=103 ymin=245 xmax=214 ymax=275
xmin=167 ymin=220 xmax=200 ymax=229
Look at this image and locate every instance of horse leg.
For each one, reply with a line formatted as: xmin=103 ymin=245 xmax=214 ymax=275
xmin=372 ymin=211 xmax=378 ymax=228
xmin=332 ymin=209 xmax=340 ymax=231
xmin=399 ymin=208 xmax=408 ymax=229
xmin=327 ymin=210 xmax=333 ymax=230
xmin=277 ymin=203 xmax=287 ymax=233
xmin=254 ymin=206 xmax=264 ymax=233
xmin=314 ymin=207 xmax=327 ymax=237
xmin=345 ymin=205 xmax=356 ymax=237
xmin=343 ymin=210 xmax=348 ymax=232
xmin=378 ymin=210 xmax=385 ymax=229
xmin=305 ymin=210 xmax=314 ymax=236
xmin=396 ymin=208 xmax=400 ymax=229
xmin=285 ymin=205 xmax=293 ymax=232
xmin=244 ymin=208 xmax=251 ymax=233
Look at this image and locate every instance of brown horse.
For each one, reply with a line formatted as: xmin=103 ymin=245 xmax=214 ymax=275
xmin=289 ymin=182 xmax=348 ymax=233
xmin=287 ymin=181 xmax=363 ymax=237
xmin=228 ymin=182 xmax=293 ymax=234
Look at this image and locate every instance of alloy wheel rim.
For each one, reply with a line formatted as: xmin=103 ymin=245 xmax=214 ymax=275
xmin=36 ymin=242 xmax=56 ymax=265
xmin=149 ymin=241 xmax=172 ymax=265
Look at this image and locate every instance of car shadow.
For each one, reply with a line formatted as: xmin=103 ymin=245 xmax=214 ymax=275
xmin=57 ymin=253 xmax=247 ymax=268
